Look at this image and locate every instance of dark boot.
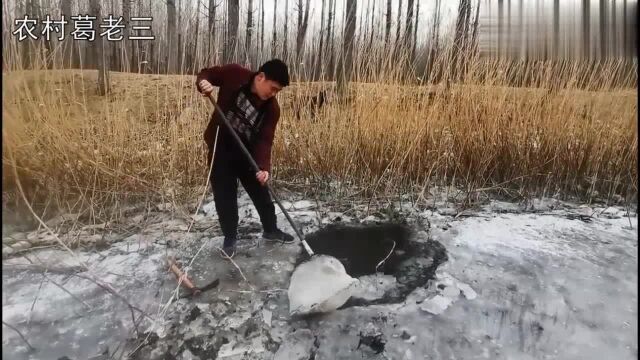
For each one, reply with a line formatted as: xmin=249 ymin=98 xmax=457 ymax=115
xmin=220 ymin=236 xmax=237 ymax=259
xmin=263 ymin=228 xmax=295 ymax=244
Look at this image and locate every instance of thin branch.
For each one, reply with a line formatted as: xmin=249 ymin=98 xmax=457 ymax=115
xmin=27 ymin=274 xmax=48 ymax=325
xmin=215 ymin=246 xmax=255 ymax=291
xmin=2 ymin=321 xmax=36 ymax=352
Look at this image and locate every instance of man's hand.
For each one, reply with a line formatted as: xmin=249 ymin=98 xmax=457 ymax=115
xmin=256 ymin=171 xmax=269 ymax=186
xmin=198 ymin=80 xmax=214 ymax=96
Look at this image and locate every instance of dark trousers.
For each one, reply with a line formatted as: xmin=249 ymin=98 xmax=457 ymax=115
xmin=209 ymin=137 xmax=277 ymax=241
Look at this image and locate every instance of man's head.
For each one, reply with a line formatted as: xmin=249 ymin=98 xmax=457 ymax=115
xmin=252 ymin=59 xmax=290 ymax=100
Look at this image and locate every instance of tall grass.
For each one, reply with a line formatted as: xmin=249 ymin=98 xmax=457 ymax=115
xmin=2 ymin=42 xmax=637 ymax=221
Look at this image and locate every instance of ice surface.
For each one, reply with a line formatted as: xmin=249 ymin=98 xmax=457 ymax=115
xmin=2 ymin=194 xmax=637 ymax=360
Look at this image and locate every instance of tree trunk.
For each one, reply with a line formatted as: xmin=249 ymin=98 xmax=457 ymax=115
xmin=130 ymin=0 xmax=139 ymax=72
xmin=553 ymin=0 xmax=560 ymax=58
xmin=167 ymin=0 xmax=178 ymax=73
xmin=583 ymin=0 xmax=591 ymax=58
xmin=246 ymin=0 xmax=253 ymax=64
xmin=629 ymin=2 xmax=637 ymax=58
xmin=623 ymin=0 xmax=627 ymax=58
xmin=326 ymin=0 xmax=335 ymax=77
xmin=296 ymin=0 xmax=311 ymax=64
xmin=463 ymin=0 xmax=471 ymax=50
xmin=394 ymin=0 xmax=403 ymax=53
xmin=60 ymin=0 xmax=76 ymax=68
xmin=329 ymin=0 xmax=337 ymax=78
xmin=90 ymin=0 xmax=110 ymax=94
xmin=272 ymin=0 xmax=278 ymax=57
xmin=260 ymin=0 xmax=265 ymax=58
xmin=36 ymin=0 xmax=53 ymax=69
xmin=369 ymin=0 xmax=377 ymax=51
xmin=225 ymin=0 xmax=239 ymax=63
xmin=16 ymin=0 xmax=26 ymax=69
xmin=452 ymin=0 xmax=470 ymax=79
xmin=178 ymin=0 xmax=184 ymax=71
xmin=207 ymin=0 xmax=217 ymax=62
xmin=600 ymin=0 xmax=607 ymax=60
xmin=385 ymin=0 xmax=392 ymax=46
xmin=412 ymin=0 xmax=418 ymax=61
xmin=405 ymin=0 xmax=414 ymax=59
xmin=122 ymin=0 xmax=131 ymax=71
xmin=507 ymin=0 xmax=512 ymax=55
xmin=498 ymin=0 xmax=504 ymax=57
xmin=337 ymin=0 xmax=357 ymax=97
xmin=611 ymin=0 xmax=617 ymax=58
xmin=358 ymin=0 xmax=366 ymax=46
xmin=317 ymin=0 xmax=326 ymax=78
xmin=284 ymin=0 xmax=289 ymax=61
xmin=428 ymin=0 xmax=441 ymax=77
xmin=471 ymin=0 xmax=481 ymax=55
xmin=193 ymin=0 xmax=200 ymax=72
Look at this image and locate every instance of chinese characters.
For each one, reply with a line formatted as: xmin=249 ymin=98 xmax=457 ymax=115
xmin=12 ymin=15 xmax=154 ymax=41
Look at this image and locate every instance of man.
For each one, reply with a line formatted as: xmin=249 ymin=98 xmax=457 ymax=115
xmin=195 ymin=59 xmax=294 ymax=259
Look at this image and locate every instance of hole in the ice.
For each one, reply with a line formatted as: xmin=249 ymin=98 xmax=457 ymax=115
xmin=298 ymin=222 xmax=448 ymax=307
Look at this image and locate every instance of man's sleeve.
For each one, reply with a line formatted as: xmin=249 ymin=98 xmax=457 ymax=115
xmin=195 ymin=64 xmax=229 ymax=92
xmin=253 ymin=102 xmax=280 ymax=173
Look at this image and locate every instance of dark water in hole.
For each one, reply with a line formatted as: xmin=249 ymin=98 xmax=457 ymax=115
xmin=299 ymin=222 xmax=448 ymax=307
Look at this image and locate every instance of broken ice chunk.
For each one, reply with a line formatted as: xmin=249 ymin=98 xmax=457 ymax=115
xmin=420 ymin=295 xmax=454 ymax=315
xmin=457 ymin=283 xmax=478 ymax=300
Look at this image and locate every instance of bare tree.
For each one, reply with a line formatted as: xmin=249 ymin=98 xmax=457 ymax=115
xmin=331 ymin=0 xmax=337 ymax=71
xmin=394 ymin=0 xmax=403 ymax=52
xmin=177 ymin=0 xmax=184 ymax=69
xmin=583 ymin=0 xmax=591 ymax=58
xmin=246 ymin=0 xmax=254 ymax=64
xmin=284 ymin=0 xmax=289 ymax=60
xmin=296 ymin=0 xmax=311 ymax=63
xmin=207 ymin=0 xmax=217 ymax=61
xmin=317 ymin=0 xmax=327 ymax=77
xmin=192 ymin=0 xmax=201 ymax=72
xmin=60 ymin=0 xmax=76 ymax=68
xmin=611 ymin=0 xmax=617 ymax=57
xmin=260 ymin=0 xmax=265 ymax=57
xmin=225 ymin=0 xmax=239 ymax=63
xmin=17 ymin=0 xmax=30 ymax=68
xmin=90 ymin=0 xmax=110 ymax=94
xmin=272 ymin=0 xmax=278 ymax=57
xmin=623 ymin=0 xmax=627 ymax=57
xmin=553 ymin=0 xmax=560 ymax=58
xmin=358 ymin=0 xmax=365 ymax=45
xmin=405 ymin=0 xmax=414 ymax=60
xmin=109 ymin=0 xmax=118 ymax=71
xmin=428 ymin=0 xmax=441 ymax=75
xmin=327 ymin=0 xmax=336 ymax=75
xmin=122 ymin=0 xmax=132 ymax=71
xmin=31 ymin=0 xmax=52 ymax=69
xmin=519 ymin=0 xmax=525 ymax=59
xmin=599 ymin=0 xmax=607 ymax=60
xmin=338 ymin=0 xmax=357 ymax=97
xmin=471 ymin=0 xmax=481 ymax=54
xmin=385 ymin=0 xmax=392 ymax=46
xmin=452 ymin=0 xmax=470 ymax=79
xmin=498 ymin=0 xmax=504 ymax=57
xmin=462 ymin=0 xmax=471 ymax=51
xmin=413 ymin=1 xmax=419 ymax=61
xmin=167 ymin=0 xmax=178 ymax=73
xmin=369 ymin=0 xmax=377 ymax=50
xmin=629 ymin=2 xmax=637 ymax=58
xmin=507 ymin=0 xmax=512 ymax=53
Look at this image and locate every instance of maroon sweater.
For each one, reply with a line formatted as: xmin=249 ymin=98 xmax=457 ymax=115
xmin=195 ymin=63 xmax=280 ymax=172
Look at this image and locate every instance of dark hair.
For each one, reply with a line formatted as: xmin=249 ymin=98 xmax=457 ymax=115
xmin=259 ymin=59 xmax=290 ymax=87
